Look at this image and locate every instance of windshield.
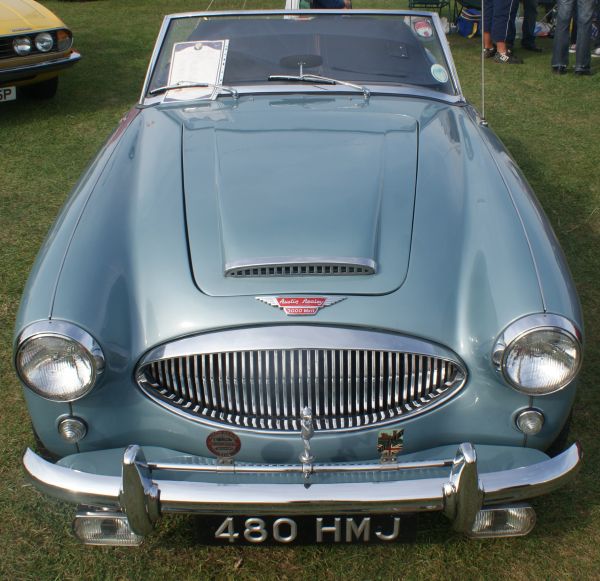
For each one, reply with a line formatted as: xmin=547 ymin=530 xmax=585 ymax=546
xmin=146 ymin=12 xmax=457 ymax=100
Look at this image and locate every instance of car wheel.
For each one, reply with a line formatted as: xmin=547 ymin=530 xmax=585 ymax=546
xmin=24 ymin=77 xmax=59 ymax=99
xmin=545 ymin=412 xmax=572 ymax=457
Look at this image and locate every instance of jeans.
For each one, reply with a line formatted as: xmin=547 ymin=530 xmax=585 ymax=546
xmin=551 ymin=0 xmax=594 ymax=70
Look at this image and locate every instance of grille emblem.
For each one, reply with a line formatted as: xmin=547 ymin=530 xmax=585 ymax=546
xmin=256 ymin=295 xmax=345 ymax=316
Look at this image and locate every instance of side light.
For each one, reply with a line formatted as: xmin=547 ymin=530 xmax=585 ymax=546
xmin=493 ymin=314 xmax=582 ymax=395
xmin=58 ymin=417 xmax=88 ymax=443
xmin=56 ymin=29 xmax=73 ymax=51
xmin=469 ymin=505 xmax=536 ymax=538
xmin=515 ymin=409 xmax=544 ymax=435
xmin=35 ymin=32 xmax=54 ymax=52
xmin=13 ymin=37 xmax=32 ymax=56
xmin=15 ymin=321 xmax=104 ymax=402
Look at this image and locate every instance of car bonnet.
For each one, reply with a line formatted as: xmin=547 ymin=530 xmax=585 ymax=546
xmin=180 ymin=97 xmax=418 ymax=296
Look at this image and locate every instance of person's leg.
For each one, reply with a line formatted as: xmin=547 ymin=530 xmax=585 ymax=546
xmin=574 ymin=0 xmax=594 ymax=71
xmin=484 ymin=0 xmax=496 ymax=50
xmin=551 ymin=0 xmax=576 ymax=67
xmin=521 ymin=0 xmax=540 ymax=48
xmin=492 ymin=0 xmax=523 ymax=59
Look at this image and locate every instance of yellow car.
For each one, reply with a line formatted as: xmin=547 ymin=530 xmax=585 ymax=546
xmin=0 ymin=0 xmax=80 ymax=101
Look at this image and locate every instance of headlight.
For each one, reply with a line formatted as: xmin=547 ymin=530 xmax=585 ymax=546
xmin=13 ymin=37 xmax=32 ymax=56
xmin=35 ymin=32 xmax=54 ymax=52
xmin=493 ymin=314 xmax=582 ymax=395
xmin=15 ymin=321 xmax=105 ymax=402
xmin=56 ymin=29 xmax=73 ymax=52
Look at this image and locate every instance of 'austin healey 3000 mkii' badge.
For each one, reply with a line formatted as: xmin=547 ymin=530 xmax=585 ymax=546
xmin=377 ymin=430 xmax=404 ymax=462
xmin=256 ymin=296 xmax=345 ymax=316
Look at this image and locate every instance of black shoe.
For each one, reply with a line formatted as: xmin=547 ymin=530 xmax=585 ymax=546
xmin=483 ymin=47 xmax=497 ymax=58
xmin=522 ymin=44 xmax=543 ymax=52
xmin=494 ymin=51 xmax=523 ymax=64
xmin=574 ymin=68 xmax=591 ymax=75
xmin=552 ymin=66 xmax=567 ymax=74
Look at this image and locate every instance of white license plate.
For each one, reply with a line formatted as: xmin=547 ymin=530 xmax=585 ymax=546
xmin=206 ymin=515 xmax=417 ymax=544
xmin=0 ymin=87 xmax=17 ymax=102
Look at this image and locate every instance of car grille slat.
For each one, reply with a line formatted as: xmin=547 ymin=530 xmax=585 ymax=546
xmin=139 ymin=346 xmax=465 ymax=433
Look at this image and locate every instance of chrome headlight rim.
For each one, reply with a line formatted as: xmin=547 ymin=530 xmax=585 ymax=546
xmin=15 ymin=321 xmax=105 ymax=402
xmin=493 ymin=314 xmax=582 ymax=396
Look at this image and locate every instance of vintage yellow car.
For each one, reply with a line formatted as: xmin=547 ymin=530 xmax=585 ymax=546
xmin=0 ymin=0 xmax=80 ymax=101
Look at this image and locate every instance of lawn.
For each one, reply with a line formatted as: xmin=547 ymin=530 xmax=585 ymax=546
xmin=0 ymin=1 xmax=599 ymax=579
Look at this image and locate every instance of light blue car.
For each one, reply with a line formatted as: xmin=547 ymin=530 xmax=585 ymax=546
xmin=14 ymin=9 xmax=583 ymax=546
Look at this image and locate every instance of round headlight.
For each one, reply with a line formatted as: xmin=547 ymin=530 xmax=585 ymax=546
xmin=13 ymin=37 xmax=32 ymax=56
xmin=15 ymin=322 xmax=104 ymax=402
xmin=35 ymin=32 xmax=54 ymax=52
xmin=494 ymin=315 xmax=582 ymax=395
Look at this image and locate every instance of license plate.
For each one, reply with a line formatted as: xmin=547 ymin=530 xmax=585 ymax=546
xmin=202 ymin=515 xmax=417 ymax=545
xmin=0 ymin=87 xmax=16 ymax=103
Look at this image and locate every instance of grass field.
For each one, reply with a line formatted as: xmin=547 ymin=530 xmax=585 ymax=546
xmin=1 ymin=1 xmax=599 ymax=579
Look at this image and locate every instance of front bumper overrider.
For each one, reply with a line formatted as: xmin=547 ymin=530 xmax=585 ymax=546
xmin=23 ymin=442 xmax=582 ymax=538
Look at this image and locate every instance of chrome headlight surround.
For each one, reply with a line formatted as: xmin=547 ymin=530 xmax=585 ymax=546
xmin=15 ymin=321 xmax=105 ymax=402
xmin=492 ymin=314 xmax=582 ymax=396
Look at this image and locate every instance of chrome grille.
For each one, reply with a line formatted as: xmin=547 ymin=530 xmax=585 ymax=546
xmin=138 ymin=347 xmax=464 ymax=432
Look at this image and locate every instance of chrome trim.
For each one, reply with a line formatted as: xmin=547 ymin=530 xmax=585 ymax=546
xmin=225 ymin=257 xmax=377 ymax=277
xmin=139 ymin=10 xmax=465 ymax=106
xmin=135 ymin=326 xmax=467 ymax=434
xmin=23 ymin=443 xmax=582 ymax=533
xmin=15 ymin=320 xmax=105 ymax=401
xmin=492 ymin=314 xmax=583 ymax=395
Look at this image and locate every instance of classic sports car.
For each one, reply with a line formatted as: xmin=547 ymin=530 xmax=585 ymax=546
xmin=15 ymin=9 xmax=583 ymax=546
xmin=0 ymin=0 xmax=80 ymax=101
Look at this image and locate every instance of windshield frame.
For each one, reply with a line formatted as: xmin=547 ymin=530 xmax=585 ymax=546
xmin=139 ymin=9 xmax=464 ymax=106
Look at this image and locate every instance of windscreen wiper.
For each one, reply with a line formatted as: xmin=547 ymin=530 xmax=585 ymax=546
xmin=149 ymin=81 xmax=239 ymax=99
xmin=268 ymin=73 xmax=370 ymax=99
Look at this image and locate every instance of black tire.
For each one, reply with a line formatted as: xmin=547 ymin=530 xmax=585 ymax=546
xmin=24 ymin=76 xmax=59 ymax=99
xmin=545 ymin=412 xmax=572 ymax=457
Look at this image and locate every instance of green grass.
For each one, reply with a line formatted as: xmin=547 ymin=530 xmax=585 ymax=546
xmin=1 ymin=1 xmax=599 ymax=579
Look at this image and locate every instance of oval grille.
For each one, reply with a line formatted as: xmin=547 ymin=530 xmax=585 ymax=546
xmin=137 ymin=348 xmax=465 ymax=432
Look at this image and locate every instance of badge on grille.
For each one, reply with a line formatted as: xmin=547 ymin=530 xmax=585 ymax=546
xmin=377 ymin=429 xmax=404 ymax=463
xmin=206 ymin=430 xmax=241 ymax=459
xmin=256 ymin=296 xmax=345 ymax=316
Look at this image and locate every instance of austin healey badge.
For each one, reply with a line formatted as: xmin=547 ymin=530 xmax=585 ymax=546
xmin=256 ymin=296 xmax=345 ymax=316
xmin=377 ymin=429 xmax=404 ymax=463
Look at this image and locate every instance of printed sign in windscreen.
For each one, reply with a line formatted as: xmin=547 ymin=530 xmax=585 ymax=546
xmin=166 ymin=40 xmax=229 ymax=101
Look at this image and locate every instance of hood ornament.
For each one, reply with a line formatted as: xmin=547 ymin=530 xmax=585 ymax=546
xmin=299 ymin=407 xmax=315 ymax=485
xmin=256 ymin=296 xmax=345 ymax=316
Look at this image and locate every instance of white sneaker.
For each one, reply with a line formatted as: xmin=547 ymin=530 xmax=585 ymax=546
xmin=569 ymin=44 xmax=576 ymax=53
xmin=592 ymin=47 xmax=600 ymax=58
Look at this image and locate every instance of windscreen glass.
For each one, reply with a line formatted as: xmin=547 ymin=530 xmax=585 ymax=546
xmin=148 ymin=13 xmax=456 ymax=97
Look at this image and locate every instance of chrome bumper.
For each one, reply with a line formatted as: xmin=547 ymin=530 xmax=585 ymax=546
xmin=0 ymin=51 xmax=81 ymax=84
xmin=23 ymin=442 xmax=582 ymax=536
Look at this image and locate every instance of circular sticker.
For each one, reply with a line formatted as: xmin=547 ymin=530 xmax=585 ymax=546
xmin=206 ymin=430 xmax=241 ymax=458
xmin=431 ymin=64 xmax=449 ymax=83
xmin=414 ymin=20 xmax=434 ymax=38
